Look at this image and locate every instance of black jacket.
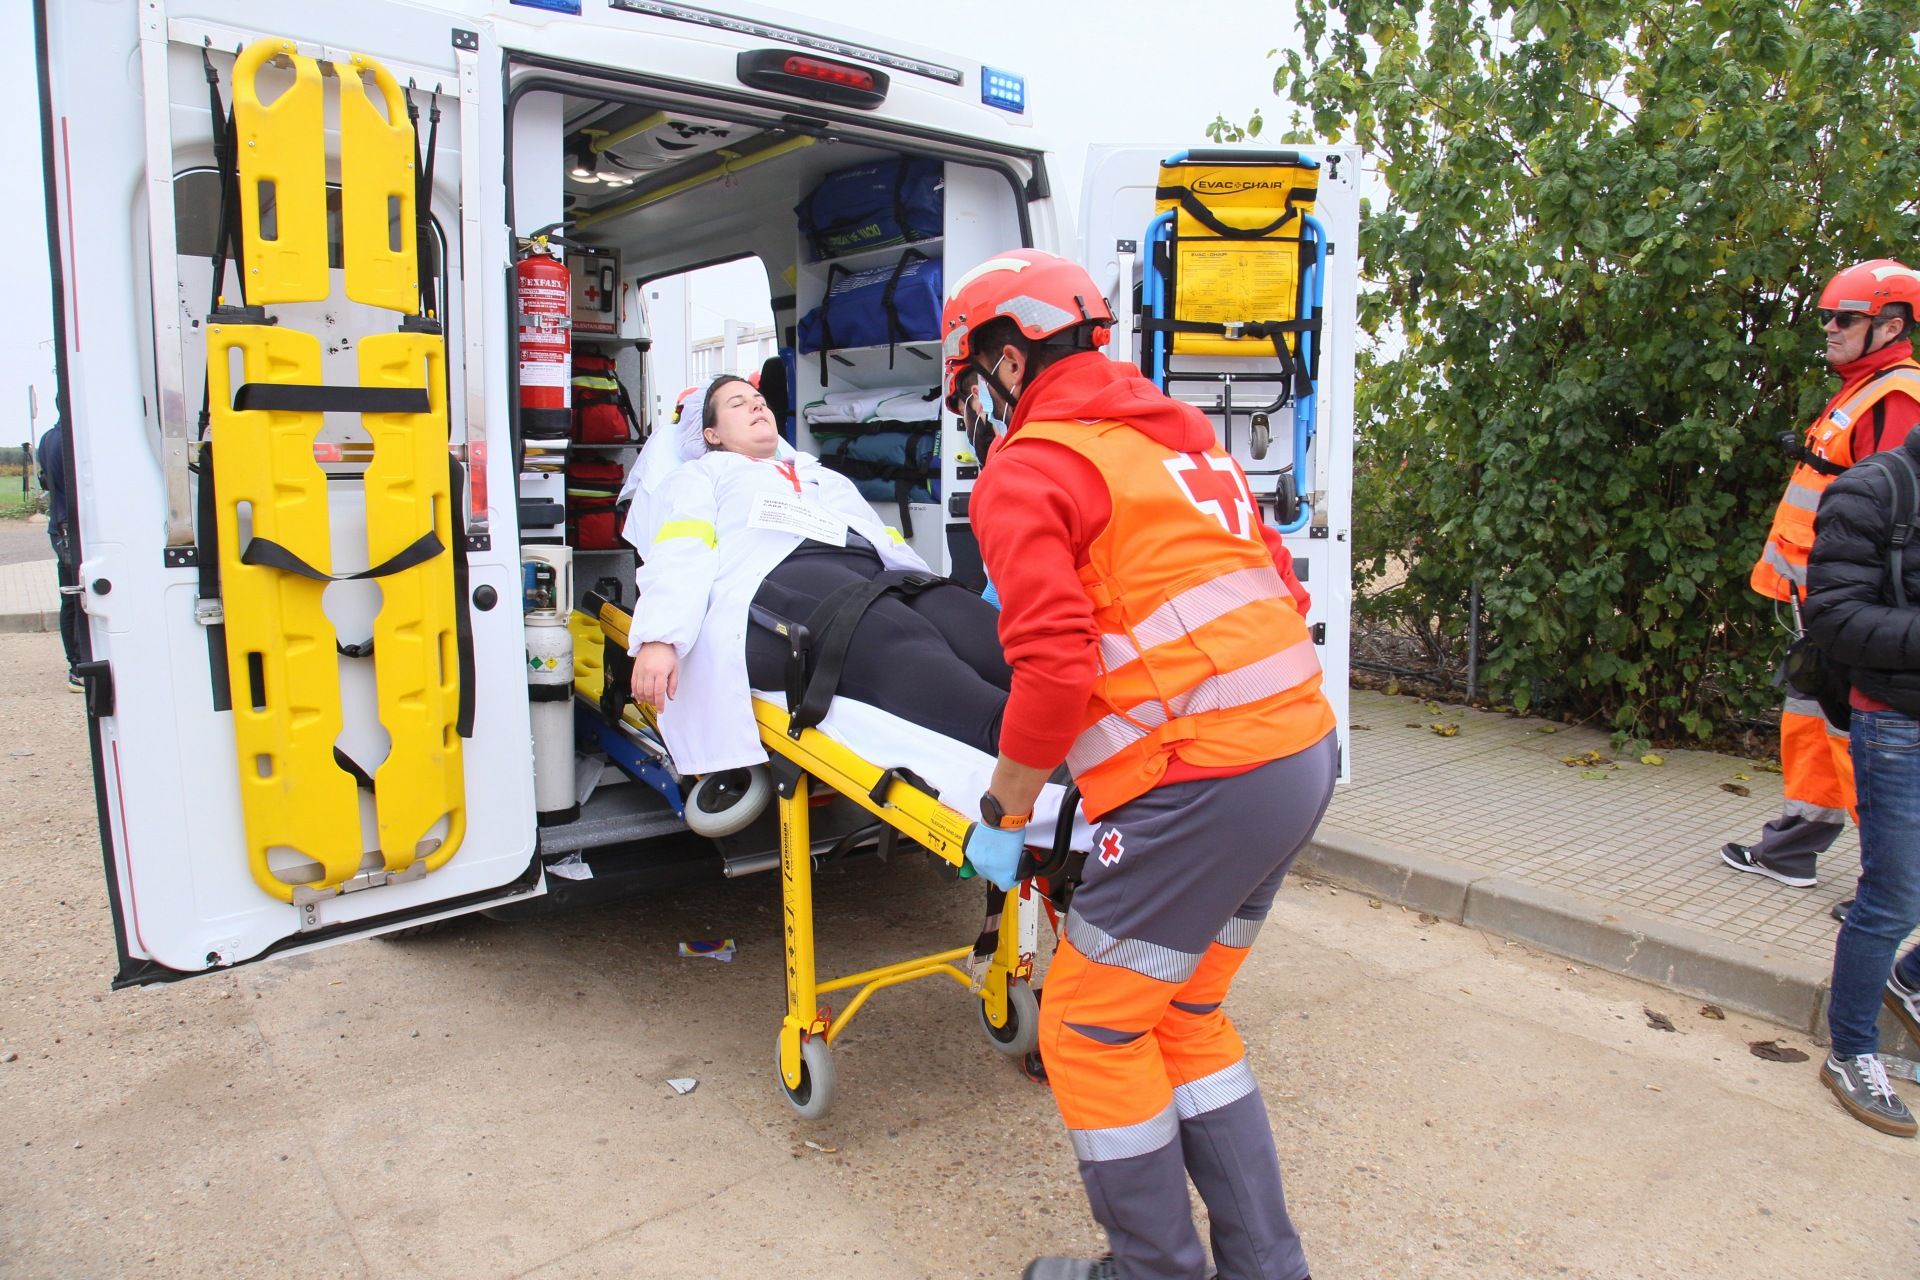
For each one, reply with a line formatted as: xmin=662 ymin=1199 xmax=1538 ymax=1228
xmin=1805 ymin=425 xmax=1920 ymax=715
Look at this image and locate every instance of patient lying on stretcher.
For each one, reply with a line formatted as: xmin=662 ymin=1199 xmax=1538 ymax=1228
xmin=623 ymin=375 xmax=1015 ymax=778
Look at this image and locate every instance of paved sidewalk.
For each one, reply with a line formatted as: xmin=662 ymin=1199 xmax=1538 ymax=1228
xmin=0 ymin=558 xmax=59 ymax=633
xmin=1306 ymin=690 xmax=1906 ymax=1043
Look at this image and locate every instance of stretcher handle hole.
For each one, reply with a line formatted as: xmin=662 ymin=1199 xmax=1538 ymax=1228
xmin=246 ymin=651 xmax=268 ymax=712
xmin=256 ymin=180 xmax=279 ymax=242
xmin=388 ymin=196 xmax=404 ymax=254
xmin=254 ymin=752 xmax=273 ymax=779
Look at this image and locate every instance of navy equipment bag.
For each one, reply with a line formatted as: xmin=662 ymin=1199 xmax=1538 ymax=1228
xmin=796 ymin=157 xmax=944 ymax=261
xmin=812 ymin=422 xmax=939 ymax=538
xmin=796 ymin=250 xmax=942 ymax=374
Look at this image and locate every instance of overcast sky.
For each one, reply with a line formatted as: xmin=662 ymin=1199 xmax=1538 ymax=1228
xmin=5 ymin=0 xmax=1300 ymax=436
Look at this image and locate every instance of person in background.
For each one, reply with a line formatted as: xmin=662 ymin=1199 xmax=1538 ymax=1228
xmin=1722 ymin=260 xmax=1920 ymax=918
xmin=36 ymin=419 xmax=83 ymax=692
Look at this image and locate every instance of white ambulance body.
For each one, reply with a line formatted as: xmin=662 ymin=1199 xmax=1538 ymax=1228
xmin=35 ymin=0 xmax=1357 ymax=984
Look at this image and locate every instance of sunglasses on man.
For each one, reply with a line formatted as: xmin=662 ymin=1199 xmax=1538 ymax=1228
xmin=1818 ymin=309 xmax=1872 ymax=328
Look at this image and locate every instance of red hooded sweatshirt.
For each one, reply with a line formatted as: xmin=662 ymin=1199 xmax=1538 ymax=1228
xmin=971 ymin=351 xmax=1312 ymax=771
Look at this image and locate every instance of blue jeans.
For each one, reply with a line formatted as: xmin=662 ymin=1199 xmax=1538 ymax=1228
xmin=1829 ymin=709 xmax=1920 ymax=1057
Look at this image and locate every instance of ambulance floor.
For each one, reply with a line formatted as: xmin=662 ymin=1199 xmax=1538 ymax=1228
xmin=0 ymin=629 xmax=1908 ymax=1280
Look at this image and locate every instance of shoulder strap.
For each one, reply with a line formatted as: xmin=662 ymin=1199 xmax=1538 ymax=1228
xmin=1859 ymin=450 xmax=1920 ymax=610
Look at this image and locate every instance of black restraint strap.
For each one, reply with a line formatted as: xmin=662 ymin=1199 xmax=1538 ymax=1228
xmin=788 ymin=570 xmax=942 ymax=735
xmin=233 ymin=383 xmax=432 ymax=415
xmin=241 ymin=527 xmax=444 ymax=583
xmin=1140 ymin=315 xmax=1320 ymax=398
xmin=1155 ymin=185 xmax=1317 ymax=240
xmin=193 ymin=443 xmax=233 ymax=712
xmin=448 ymin=454 xmax=476 ymax=737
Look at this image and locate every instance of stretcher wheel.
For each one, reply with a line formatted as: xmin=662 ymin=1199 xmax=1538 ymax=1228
xmin=683 ymin=766 xmax=772 ymax=838
xmin=1250 ymin=416 xmax=1271 ymax=460
xmin=980 ymin=978 xmax=1040 ymax=1057
xmin=777 ymin=1035 xmax=836 ymax=1120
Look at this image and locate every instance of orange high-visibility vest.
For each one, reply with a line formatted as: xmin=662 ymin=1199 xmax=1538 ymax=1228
xmin=1751 ymin=360 xmax=1920 ymax=602
xmin=1011 ymin=419 xmax=1336 ymax=818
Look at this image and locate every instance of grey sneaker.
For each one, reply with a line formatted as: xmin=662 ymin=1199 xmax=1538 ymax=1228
xmin=1823 ymin=1053 xmax=1917 ymax=1137
xmin=1022 ymin=1260 xmax=1118 ymax=1280
xmin=1886 ymin=970 xmax=1920 ymax=1045
xmin=1720 ymin=841 xmax=1816 ymax=888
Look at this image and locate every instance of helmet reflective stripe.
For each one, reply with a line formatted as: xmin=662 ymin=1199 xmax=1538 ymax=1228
xmin=996 ymin=293 xmax=1079 ymax=334
xmin=942 ymin=322 xmax=969 ymax=360
xmin=948 ymin=255 xmax=1035 ymax=298
xmin=1872 ymin=264 xmax=1920 ymax=283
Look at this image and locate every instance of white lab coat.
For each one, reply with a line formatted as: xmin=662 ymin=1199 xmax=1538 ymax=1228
xmin=630 ymin=449 xmax=930 ymax=773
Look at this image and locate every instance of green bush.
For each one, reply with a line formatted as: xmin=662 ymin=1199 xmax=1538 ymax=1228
xmin=1215 ymin=0 xmax=1920 ymax=739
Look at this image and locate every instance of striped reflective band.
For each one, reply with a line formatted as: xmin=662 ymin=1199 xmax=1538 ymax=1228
xmin=1069 ymin=1102 xmax=1178 ymax=1163
xmin=1172 ymin=1057 xmax=1258 ymax=1120
xmin=1098 ymin=566 xmax=1287 ymax=670
xmin=1761 ymin=543 xmax=1806 ymax=587
xmin=1067 ymin=638 xmax=1323 ymax=775
xmin=1783 ymin=696 xmax=1827 ymax=720
xmin=1835 ymin=370 xmax=1920 ymax=422
xmin=1784 ymin=798 xmax=1849 ymax=825
xmin=1782 ymin=481 xmax=1824 ymax=514
xmin=654 ymin=519 xmax=717 ymax=548
xmin=1065 ymin=910 xmax=1202 ymax=984
xmin=884 ymin=526 xmax=907 ymax=545
xmin=1216 ymin=914 xmax=1263 ymax=948
xmin=573 ymin=375 xmax=619 ymax=390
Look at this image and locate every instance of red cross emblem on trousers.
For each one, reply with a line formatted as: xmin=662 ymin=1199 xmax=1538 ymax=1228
xmin=1164 ymin=453 xmax=1256 ymax=538
xmin=1097 ymin=828 xmax=1125 ymax=867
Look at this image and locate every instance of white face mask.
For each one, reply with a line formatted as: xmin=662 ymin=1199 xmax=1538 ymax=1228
xmin=970 ymin=355 xmax=1012 ymax=439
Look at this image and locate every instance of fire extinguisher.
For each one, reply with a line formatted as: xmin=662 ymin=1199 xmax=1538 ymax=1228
xmin=516 ymin=226 xmax=572 ymax=441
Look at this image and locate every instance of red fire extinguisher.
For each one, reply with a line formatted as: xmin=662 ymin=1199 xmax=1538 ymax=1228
xmin=516 ymin=229 xmax=572 ymax=440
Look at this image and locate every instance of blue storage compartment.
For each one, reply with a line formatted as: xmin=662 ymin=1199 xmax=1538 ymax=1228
xmin=796 ymin=157 xmax=944 ymax=261
xmin=796 ymin=250 xmax=943 ymax=357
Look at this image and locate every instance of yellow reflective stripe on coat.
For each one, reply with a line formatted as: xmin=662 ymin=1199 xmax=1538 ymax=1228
xmin=884 ymin=526 xmax=907 ymax=545
xmin=654 ymin=519 xmax=717 ymax=548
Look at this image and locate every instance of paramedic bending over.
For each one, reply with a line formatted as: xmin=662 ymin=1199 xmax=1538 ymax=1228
xmin=627 ymin=375 xmax=1012 ymax=773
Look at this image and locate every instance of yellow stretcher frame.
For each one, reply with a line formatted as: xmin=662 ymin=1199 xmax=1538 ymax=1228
xmin=583 ymin=603 xmax=1036 ymax=1119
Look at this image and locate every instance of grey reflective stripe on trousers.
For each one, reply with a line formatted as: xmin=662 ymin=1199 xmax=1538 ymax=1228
xmin=1097 ymin=566 xmax=1287 ymax=670
xmin=1172 ymin=1058 xmax=1259 ymax=1120
xmin=1783 ymin=695 xmax=1827 ymax=720
xmin=1782 ymin=481 xmax=1824 ymax=514
xmin=1065 ymin=909 xmax=1203 ymax=984
xmin=1784 ymin=797 xmax=1850 ymax=824
xmin=1761 ymin=542 xmax=1806 ymax=588
xmin=1069 ymin=1102 xmax=1180 ymax=1162
xmin=1215 ymin=915 xmax=1262 ymax=948
xmin=1066 ymin=639 xmax=1323 ymax=776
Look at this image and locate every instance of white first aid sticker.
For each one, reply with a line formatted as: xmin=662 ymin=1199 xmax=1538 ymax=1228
xmin=748 ymin=493 xmax=848 ymax=546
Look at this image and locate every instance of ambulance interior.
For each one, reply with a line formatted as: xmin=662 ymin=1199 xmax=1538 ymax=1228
xmin=506 ymin=82 xmax=1039 ymax=890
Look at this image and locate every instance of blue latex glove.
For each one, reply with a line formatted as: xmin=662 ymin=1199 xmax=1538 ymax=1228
xmin=963 ymin=821 xmax=1026 ymax=890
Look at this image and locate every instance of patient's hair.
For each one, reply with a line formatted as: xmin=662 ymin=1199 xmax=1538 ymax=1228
xmin=701 ymin=374 xmax=751 ymax=449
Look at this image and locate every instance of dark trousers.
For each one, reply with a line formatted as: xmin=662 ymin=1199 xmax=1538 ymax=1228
xmin=745 ymin=538 xmax=1010 ymax=755
xmin=51 ymin=526 xmax=82 ymax=675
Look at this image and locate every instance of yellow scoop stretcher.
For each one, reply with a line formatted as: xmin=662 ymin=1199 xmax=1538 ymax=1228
xmin=578 ymin=602 xmax=1038 ymax=1118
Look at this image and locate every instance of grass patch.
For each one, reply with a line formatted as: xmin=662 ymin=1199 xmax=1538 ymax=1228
xmin=0 ymin=491 xmax=44 ymax=519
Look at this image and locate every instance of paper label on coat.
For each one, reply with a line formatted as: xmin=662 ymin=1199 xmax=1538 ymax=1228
xmin=747 ymin=493 xmax=847 ymax=546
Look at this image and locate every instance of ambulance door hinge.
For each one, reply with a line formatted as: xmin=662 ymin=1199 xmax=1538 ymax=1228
xmin=465 ymin=533 xmax=491 ymax=553
xmin=1116 ymin=239 xmax=1137 ymax=254
xmin=291 ymin=863 xmax=429 ymax=933
xmin=451 ymin=28 xmax=479 ymax=50
xmin=75 ymin=660 xmax=114 ymax=718
xmin=165 ymin=547 xmax=199 ymax=569
xmin=1311 ymin=622 xmax=1326 ymax=646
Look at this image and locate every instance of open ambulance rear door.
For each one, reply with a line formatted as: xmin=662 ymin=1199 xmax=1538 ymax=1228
xmin=1079 ymin=146 xmax=1360 ymax=776
xmin=40 ymin=1 xmax=544 ymax=985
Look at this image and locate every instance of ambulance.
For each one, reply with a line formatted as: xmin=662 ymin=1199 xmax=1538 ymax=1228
xmin=34 ymin=0 xmax=1358 ymax=985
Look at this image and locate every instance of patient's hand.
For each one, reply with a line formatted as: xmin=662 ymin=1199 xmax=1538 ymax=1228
xmin=632 ymin=641 xmax=680 ymax=710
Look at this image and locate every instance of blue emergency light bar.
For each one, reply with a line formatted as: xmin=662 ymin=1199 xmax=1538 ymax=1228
xmin=981 ymin=67 xmax=1026 ymax=113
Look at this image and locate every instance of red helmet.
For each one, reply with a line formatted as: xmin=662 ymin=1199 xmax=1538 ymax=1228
xmin=1818 ymin=259 xmax=1920 ymax=317
xmin=942 ymin=249 xmax=1113 ymax=411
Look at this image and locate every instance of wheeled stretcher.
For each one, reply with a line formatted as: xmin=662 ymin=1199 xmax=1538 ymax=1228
xmin=573 ymin=598 xmax=1084 ymax=1118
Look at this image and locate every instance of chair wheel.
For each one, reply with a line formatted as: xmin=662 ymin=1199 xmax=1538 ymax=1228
xmin=981 ymin=978 xmax=1040 ymax=1057
xmin=776 ymin=1034 xmax=836 ymax=1120
xmin=684 ymin=765 xmax=772 ymax=838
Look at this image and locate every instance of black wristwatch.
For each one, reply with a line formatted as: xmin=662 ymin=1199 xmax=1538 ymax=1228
xmin=979 ymin=792 xmax=1032 ymax=831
